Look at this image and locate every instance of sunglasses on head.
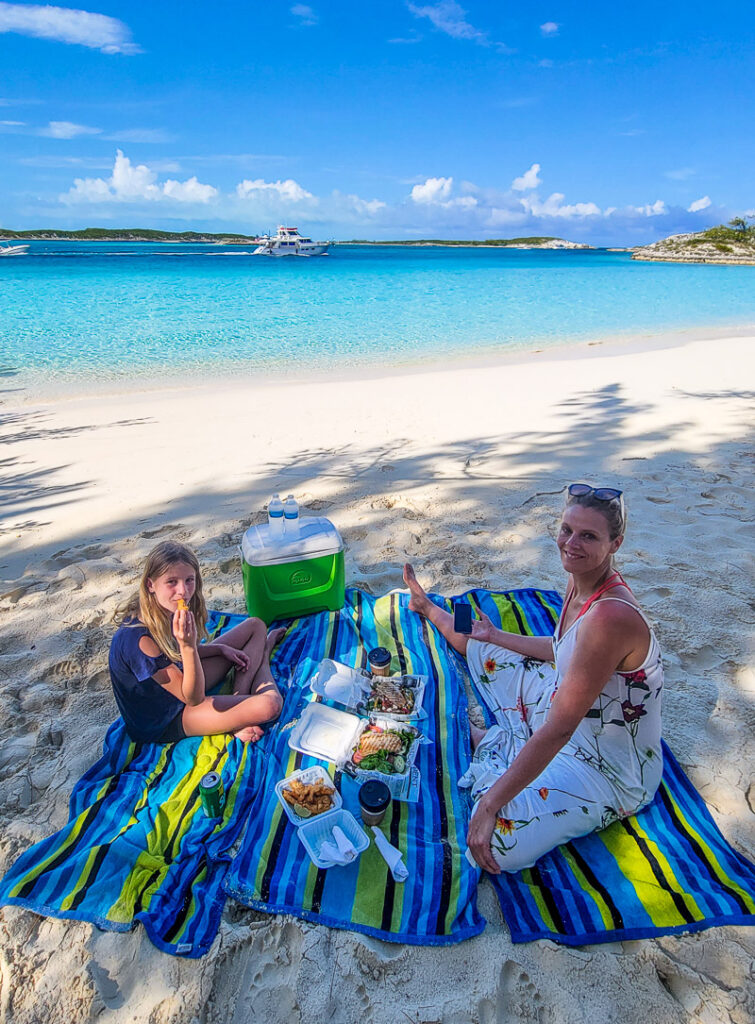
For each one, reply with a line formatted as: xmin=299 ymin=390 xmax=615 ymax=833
xmin=568 ymin=483 xmax=623 ymax=502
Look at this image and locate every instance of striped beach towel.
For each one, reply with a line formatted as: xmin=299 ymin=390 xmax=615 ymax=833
xmin=223 ymin=588 xmax=485 ymax=945
xmin=0 ymin=613 xmax=280 ymax=958
xmin=458 ymin=588 xmax=755 ymax=945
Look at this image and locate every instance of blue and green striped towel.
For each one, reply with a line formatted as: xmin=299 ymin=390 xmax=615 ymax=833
xmin=223 ymin=588 xmax=485 ymax=945
xmin=0 ymin=612 xmax=294 ymax=958
xmin=457 ymin=588 xmax=755 ymax=945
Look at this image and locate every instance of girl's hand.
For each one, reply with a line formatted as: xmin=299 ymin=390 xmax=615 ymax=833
xmin=470 ymin=612 xmax=497 ymax=645
xmin=173 ymin=608 xmax=197 ymax=650
xmin=466 ymin=799 xmax=502 ymax=875
xmin=218 ymin=644 xmax=250 ymax=671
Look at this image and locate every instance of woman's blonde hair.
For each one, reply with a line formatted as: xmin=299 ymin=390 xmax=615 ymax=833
xmin=116 ymin=541 xmax=209 ymax=661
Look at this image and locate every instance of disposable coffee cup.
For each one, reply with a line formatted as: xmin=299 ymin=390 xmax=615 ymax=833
xmin=358 ymin=780 xmax=391 ymax=826
xmin=368 ymin=647 xmax=392 ymax=677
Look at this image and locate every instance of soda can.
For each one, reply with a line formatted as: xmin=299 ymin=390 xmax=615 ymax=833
xmin=199 ymin=771 xmax=224 ymax=818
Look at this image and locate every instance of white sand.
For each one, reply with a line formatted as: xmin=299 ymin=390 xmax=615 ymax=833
xmin=1 ymin=332 xmax=753 ymax=1023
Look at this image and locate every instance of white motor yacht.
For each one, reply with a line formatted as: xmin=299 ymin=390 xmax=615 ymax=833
xmin=0 ymin=243 xmax=29 ymax=256
xmin=252 ymin=226 xmax=331 ymax=257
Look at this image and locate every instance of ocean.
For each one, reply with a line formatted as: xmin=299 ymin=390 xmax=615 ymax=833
xmin=3 ymin=242 xmax=754 ymax=386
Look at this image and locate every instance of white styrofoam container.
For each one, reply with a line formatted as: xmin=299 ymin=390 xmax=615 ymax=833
xmin=275 ymin=765 xmax=342 ymax=826
xmin=287 ymin=702 xmax=364 ymax=764
xmin=309 ymin=659 xmax=427 ymax=721
xmin=297 ymin=808 xmax=369 ymax=869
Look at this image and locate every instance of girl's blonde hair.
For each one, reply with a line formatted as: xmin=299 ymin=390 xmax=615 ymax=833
xmin=116 ymin=541 xmax=209 ymax=661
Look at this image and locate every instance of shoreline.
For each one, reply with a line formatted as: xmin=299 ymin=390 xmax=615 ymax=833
xmin=7 ymin=319 xmax=755 ymax=404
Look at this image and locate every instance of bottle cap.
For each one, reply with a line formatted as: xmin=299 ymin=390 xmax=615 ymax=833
xmin=358 ymin=780 xmax=391 ymax=813
xmin=368 ymin=647 xmax=391 ymax=670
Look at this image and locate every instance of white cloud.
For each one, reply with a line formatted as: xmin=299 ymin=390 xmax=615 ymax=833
xmin=291 ymin=4 xmax=317 ymax=26
xmin=0 ymin=118 xmax=24 ymax=125
xmin=540 ymin=22 xmax=559 ymax=36
xmin=0 ymin=2 xmax=141 ymax=54
xmin=344 ymin=194 xmax=386 ymax=216
xmin=40 ymin=120 xmax=101 ymax=138
xmin=521 ymin=192 xmax=601 ymax=219
xmin=236 ymin=178 xmax=314 ymax=203
xmin=511 ymin=163 xmax=541 ymax=192
xmin=411 ymin=176 xmax=453 ymax=204
xmin=408 ymin=2 xmax=486 ymax=43
xmin=687 ymin=195 xmax=711 ymax=213
xmin=61 ymin=150 xmax=218 ymax=204
xmin=632 ymin=199 xmax=667 ymax=216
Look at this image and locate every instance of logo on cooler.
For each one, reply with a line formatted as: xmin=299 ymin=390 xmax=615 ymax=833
xmin=290 ymin=569 xmax=312 ymax=586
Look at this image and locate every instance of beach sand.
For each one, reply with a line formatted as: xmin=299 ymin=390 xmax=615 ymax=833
xmin=1 ymin=332 xmax=753 ymax=1023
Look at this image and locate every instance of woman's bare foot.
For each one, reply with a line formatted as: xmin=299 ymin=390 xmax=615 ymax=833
xmin=234 ymin=724 xmax=265 ymax=743
xmin=470 ymin=724 xmax=487 ymax=750
xmin=403 ymin=563 xmax=432 ymax=616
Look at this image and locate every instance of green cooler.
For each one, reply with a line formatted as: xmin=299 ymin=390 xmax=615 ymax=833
xmin=241 ymin=516 xmax=345 ymax=624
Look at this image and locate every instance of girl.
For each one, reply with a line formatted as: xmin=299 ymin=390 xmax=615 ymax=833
xmin=404 ymin=484 xmax=663 ymax=874
xmin=109 ymin=541 xmax=284 ymax=744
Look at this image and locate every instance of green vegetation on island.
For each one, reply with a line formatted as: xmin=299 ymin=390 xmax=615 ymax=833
xmin=632 ymin=218 xmax=755 ymax=265
xmin=342 ymin=236 xmax=589 ymax=247
xmin=0 ymin=227 xmax=257 ymax=242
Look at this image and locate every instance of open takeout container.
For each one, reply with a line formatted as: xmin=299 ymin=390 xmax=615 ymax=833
xmin=308 ymin=658 xmax=427 ymax=721
xmin=288 ymin=703 xmax=424 ymax=800
xmin=297 ymin=808 xmax=369 ymax=869
xmin=274 ymin=765 xmax=342 ymax=826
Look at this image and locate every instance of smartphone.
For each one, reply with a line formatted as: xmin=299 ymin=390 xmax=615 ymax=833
xmin=453 ymin=603 xmax=473 ymax=634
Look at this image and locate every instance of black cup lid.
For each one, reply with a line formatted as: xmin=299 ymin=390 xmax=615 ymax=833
xmin=368 ymin=646 xmax=391 ymax=668
xmin=358 ymin=779 xmax=391 ymax=812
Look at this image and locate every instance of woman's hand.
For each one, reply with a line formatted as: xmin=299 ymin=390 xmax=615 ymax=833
xmin=466 ymin=798 xmax=502 ymax=875
xmin=470 ymin=612 xmax=498 ymax=645
xmin=172 ymin=607 xmax=197 ymax=651
xmin=216 ymin=644 xmax=250 ymax=672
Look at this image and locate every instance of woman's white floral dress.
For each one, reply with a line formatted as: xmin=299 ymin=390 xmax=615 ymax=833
xmin=462 ymin=598 xmax=663 ymax=872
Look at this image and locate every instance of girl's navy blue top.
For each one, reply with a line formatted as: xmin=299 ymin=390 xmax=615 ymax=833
xmin=108 ymin=621 xmax=185 ymax=743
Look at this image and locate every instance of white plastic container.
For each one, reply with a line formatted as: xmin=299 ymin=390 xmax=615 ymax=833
xmin=297 ymin=808 xmax=369 ymax=869
xmin=275 ymin=765 xmax=342 ymax=826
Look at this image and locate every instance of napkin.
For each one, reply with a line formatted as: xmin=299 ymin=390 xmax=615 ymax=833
xmin=319 ymin=825 xmax=358 ymax=866
xmin=371 ymin=826 xmax=409 ymax=882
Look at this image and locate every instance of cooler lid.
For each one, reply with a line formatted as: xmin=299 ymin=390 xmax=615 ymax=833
xmin=242 ymin=516 xmax=343 ymax=566
xmin=288 ymin=702 xmax=364 ymax=764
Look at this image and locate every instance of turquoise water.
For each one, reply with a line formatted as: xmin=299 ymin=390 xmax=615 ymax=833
xmin=2 ymin=242 xmax=754 ymax=383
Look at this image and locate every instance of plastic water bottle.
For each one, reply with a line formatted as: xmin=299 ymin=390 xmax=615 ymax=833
xmin=267 ymin=493 xmax=285 ymax=538
xmin=283 ymin=494 xmax=300 ymax=537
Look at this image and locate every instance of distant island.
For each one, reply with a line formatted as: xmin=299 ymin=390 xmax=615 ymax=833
xmin=0 ymin=227 xmax=258 ymax=243
xmin=632 ymin=220 xmax=755 ymax=265
xmin=0 ymin=228 xmax=592 ymax=249
xmin=342 ymin=237 xmax=592 ymax=249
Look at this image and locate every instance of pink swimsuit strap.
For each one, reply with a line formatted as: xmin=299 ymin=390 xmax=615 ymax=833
xmin=559 ymin=571 xmax=631 ymax=638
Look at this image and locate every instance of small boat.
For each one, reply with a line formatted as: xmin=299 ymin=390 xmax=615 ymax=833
xmin=0 ymin=243 xmax=29 ymax=256
xmin=253 ymin=226 xmax=331 ymax=257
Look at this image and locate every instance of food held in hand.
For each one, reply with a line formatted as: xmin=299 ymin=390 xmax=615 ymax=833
xmin=177 ymin=599 xmax=189 ymax=611
xmin=282 ymin=777 xmax=334 ymax=817
xmin=366 ymin=678 xmax=415 ymax=715
xmin=351 ymin=724 xmax=416 ymax=774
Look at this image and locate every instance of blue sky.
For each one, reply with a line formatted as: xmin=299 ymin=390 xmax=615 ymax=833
xmin=1 ymin=1 xmax=752 ymax=243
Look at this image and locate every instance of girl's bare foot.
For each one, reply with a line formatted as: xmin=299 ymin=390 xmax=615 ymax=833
xmin=234 ymin=724 xmax=265 ymax=743
xmin=470 ymin=724 xmax=487 ymax=750
xmin=266 ymin=627 xmax=286 ymax=656
xmin=403 ymin=563 xmax=432 ymax=616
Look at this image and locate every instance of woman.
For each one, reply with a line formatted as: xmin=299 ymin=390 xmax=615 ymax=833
xmin=403 ymin=484 xmax=663 ymax=874
xmin=109 ymin=541 xmax=284 ymax=745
